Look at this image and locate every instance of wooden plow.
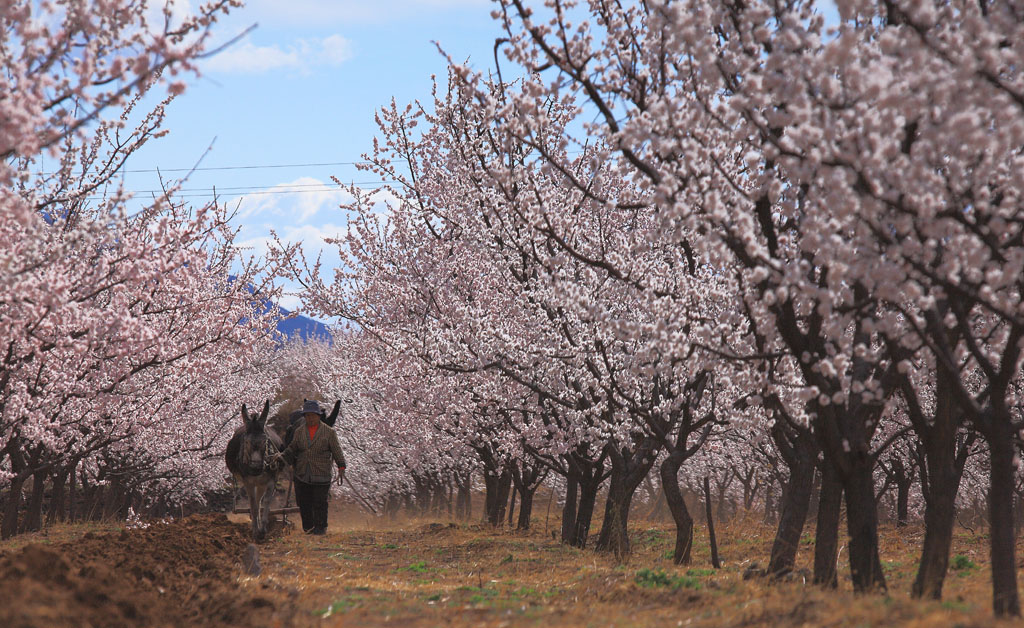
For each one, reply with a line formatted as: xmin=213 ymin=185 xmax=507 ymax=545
xmin=230 ymin=474 xmax=299 ymax=517
xmin=232 ymin=505 xmax=300 ymax=515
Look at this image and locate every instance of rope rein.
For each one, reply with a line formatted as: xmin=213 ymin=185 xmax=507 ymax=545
xmin=264 ymin=437 xmax=283 ymax=472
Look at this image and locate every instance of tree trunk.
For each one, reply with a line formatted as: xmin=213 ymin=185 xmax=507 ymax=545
xmin=1015 ymin=491 xmax=1024 ymax=540
xmin=644 ymin=483 xmax=668 ymax=522
xmin=21 ymin=467 xmax=48 ymax=533
xmin=908 ymin=366 xmax=969 ymax=599
xmin=386 ymin=494 xmax=402 ymax=520
xmin=715 ymin=475 xmax=730 ymax=523
xmin=572 ymin=475 xmax=600 ymax=548
xmin=768 ymin=455 xmax=815 ymax=576
xmin=808 ymin=469 xmax=822 ymax=520
xmin=561 ymin=474 xmax=578 ymax=544
xmin=48 ymin=467 xmax=69 ymax=525
xmin=595 ymin=443 xmax=656 ymax=557
xmin=2 ymin=472 xmax=27 ymax=539
xmin=456 ymin=475 xmax=471 ymax=521
xmin=87 ymin=484 xmax=105 ymax=521
xmin=516 ymin=486 xmax=535 ymax=530
xmin=763 ymin=477 xmax=777 ymax=525
xmin=483 ymin=471 xmax=496 ymax=523
xmin=103 ymin=476 xmax=123 ymax=521
xmin=660 ymin=452 xmax=693 ymax=565
xmin=594 ymin=468 xmax=637 ymax=557
xmin=842 ymin=460 xmax=887 ymax=592
xmin=896 ymin=477 xmax=911 ymax=527
xmin=507 ymin=487 xmax=516 ymax=527
xmin=988 ymin=427 xmax=1021 ymax=616
xmin=2 ymin=443 xmax=30 ymax=539
xmin=489 ymin=470 xmax=512 ymax=527
xmin=68 ymin=464 xmax=77 ymax=522
xmin=912 ymin=472 xmax=957 ymax=599
xmin=814 ymin=465 xmax=842 ymax=588
xmin=703 ymin=476 xmax=720 ymax=568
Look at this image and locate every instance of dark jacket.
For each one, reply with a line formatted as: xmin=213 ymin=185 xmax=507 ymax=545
xmin=281 ymin=420 xmax=346 ymax=484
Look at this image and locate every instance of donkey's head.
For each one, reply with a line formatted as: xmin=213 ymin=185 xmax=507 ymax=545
xmin=236 ymin=400 xmax=273 ymax=474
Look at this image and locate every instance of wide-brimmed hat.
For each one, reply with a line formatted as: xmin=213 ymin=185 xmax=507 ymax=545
xmin=300 ymin=399 xmax=324 ymax=416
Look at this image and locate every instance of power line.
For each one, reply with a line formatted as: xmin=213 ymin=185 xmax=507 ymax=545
xmin=40 ymin=150 xmax=590 ymax=176
xmin=169 ymin=186 xmax=393 ymax=199
xmin=124 ymin=180 xmax=398 ymax=195
xmin=117 ymin=150 xmax=588 ymax=174
xmin=120 ymin=160 xmax=372 ymax=174
xmin=83 ymin=183 xmax=397 ymax=202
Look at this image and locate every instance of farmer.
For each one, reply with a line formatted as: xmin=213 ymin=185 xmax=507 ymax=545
xmin=278 ymin=399 xmax=346 ymax=535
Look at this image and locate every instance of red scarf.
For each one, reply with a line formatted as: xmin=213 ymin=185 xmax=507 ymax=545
xmin=307 ymin=423 xmax=318 ymax=442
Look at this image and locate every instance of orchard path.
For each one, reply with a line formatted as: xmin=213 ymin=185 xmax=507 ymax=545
xmin=2 ymin=505 xmax=1022 ymax=627
xmin=237 ymin=505 xmax=1020 ymax=627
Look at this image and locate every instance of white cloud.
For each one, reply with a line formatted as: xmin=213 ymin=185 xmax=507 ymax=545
xmin=277 ymin=293 xmax=304 ymax=311
xmin=241 ymin=0 xmax=487 ymax=26
xmin=203 ymin=34 xmax=353 ymax=74
xmin=231 ymin=177 xmax=353 ymax=221
xmin=228 ymin=177 xmax=395 ymax=264
xmin=227 ymin=178 xmax=398 ymax=319
xmin=145 ymin=0 xmax=195 ymax=29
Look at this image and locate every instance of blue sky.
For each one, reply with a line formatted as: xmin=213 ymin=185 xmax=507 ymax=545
xmin=122 ymin=0 xmax=839 ymax=315
xmin=124 ymin=0 xmax=503 ymax=311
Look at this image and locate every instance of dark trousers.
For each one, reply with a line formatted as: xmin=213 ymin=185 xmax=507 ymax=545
xmin=294 ymin=479 xmax=330 ymax=532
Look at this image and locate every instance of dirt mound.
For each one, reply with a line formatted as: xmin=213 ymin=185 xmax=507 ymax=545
xmin=0 ymin=513 xmax=296 ymax=628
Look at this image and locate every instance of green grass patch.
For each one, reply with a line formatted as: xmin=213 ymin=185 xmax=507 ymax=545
xmin=686 ymin=568 xmax=716 ymax=577
xmin=951 ymin=554 xmax=976 ymax=571
xmin=510 ymin=586 xmax=537 ymax=598
xmin=637 ymin=529 xmax=669 ymax=547
xmin=314 ymin=597 xmax=358 ymax=616
xmin=635 ymin=568 xmax=702 ymax=591
xmin=941 ymin=599 xmax=971 ymax=612
xmin=328 ymin=552 xmax=364 ymax=561
xmin=397 ymin=560 xmax=431 ymax=573
xmin=455 ymin=585 xmax=500 ymax=605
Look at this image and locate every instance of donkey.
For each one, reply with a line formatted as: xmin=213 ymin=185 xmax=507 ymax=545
xmin=225 ymin=401 xmax=284 ymax=541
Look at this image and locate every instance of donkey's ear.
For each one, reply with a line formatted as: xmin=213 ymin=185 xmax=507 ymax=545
xmin=257 ymin=400 xmax=270 ymax=427
xmin=325 ymin=400 xmax=341 ymax=427
xmin=241 ymin=403 xmax=252 ymax=426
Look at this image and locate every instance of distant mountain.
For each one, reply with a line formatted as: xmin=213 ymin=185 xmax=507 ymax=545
xmin=228 ymin=276 xmax=332 ymax=344
xmin=276 ymin=306 xmax=333 ymax=343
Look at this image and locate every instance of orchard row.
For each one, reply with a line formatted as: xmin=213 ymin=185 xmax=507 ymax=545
xmin=290 ymin=0 xmax=1024 ymax=619
xmin=2 ymin=0 xmax=1024 ymax=620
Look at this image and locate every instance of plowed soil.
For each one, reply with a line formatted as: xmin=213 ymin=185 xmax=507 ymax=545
xmin=0 ymin=513 xmax=297 ymax=628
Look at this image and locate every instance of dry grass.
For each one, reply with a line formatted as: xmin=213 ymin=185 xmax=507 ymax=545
xmin=0 ymin=519 xmax=123 ymax=552
xmin=226 ymin=507 xmax=1024 ymax=627
xmin=2 ymin=505 xmax=1016 ymax=626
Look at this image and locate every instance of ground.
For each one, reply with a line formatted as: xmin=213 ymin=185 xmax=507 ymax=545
xmin=1 ymin=503 xmax=1022 ymax=627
